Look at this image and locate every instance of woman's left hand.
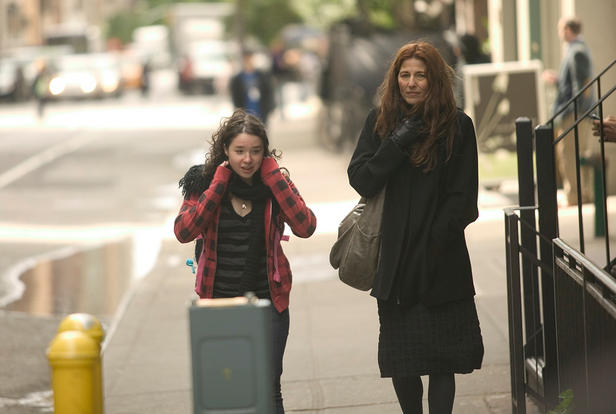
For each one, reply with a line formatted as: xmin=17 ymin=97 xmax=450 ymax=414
xmin=260 ymin=157 xmax=280 ymax=179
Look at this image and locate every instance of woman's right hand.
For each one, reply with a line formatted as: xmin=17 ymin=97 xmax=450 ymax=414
xmin=219 ymin=160 xmax=229 ymax=168
xmin=390 ymin=115 xmax=424 ymax=149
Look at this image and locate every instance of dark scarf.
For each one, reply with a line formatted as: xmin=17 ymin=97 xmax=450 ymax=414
xmin=227 ymin=172 xmax=271 ymax=203
xmin=228 ymin=173 xmax=272 ymax=295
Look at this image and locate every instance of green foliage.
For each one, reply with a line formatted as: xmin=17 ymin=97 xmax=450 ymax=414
xmin=104 ymin=0 xmax=230 ymax=44
xmin=238 ymin=0 xmax=303 ymax=46
xmin=548 ymin=389 xmax=574 ymax=414
xmin=357 ymin=0 xmax=416 ymax=30
xmin=290 ymin=0 xmax=356 ymax=28
xmin=105 ymin=12 xmax=144 ymax=44
xmin=368 ymin=9 xmax=396 ymax=29
xmin=145 ymin=0 xmax=226 ymax=7
xmin=104 ymin=0 xmax=448 ymax=48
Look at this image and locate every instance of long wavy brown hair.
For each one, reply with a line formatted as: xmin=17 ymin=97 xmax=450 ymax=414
xmin=375 ymin=41 xmax=457 ymax=171
xmin=202 ymin=109 xmax=280 ymax=181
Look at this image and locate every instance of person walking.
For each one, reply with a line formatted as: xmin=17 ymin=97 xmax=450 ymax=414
xmin=453 ymin=33 xmax=490 ymax=107
xmin=33 ymin=60 xmax=50 ymax=119
xmin=174 ymin=109 xmax=316 ymax=413
xmin=140 ymin=58 xmax=151 ymax=97
xmin=347 ymin=41 xmax=483 ymax=413
xmin=230 ymin=50 xmax=275 ymax=126
xmin=543 ymin=17 xmax=595 ymax=206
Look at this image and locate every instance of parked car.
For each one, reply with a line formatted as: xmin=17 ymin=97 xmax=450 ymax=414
xmin=4 ymin=45 xmax=75 ymax=100
xmin=44 ymin=53 xmax=123 ymax=100
xmin=177 ymin=40 xmax=234 ymax=95
xmin=91 ymin=54 xmax=124 ymax=98
xmin=0 ymin=58 xmax=27 ymax=101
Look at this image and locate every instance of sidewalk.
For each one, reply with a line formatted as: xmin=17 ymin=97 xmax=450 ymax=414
xmin=102 ymin=106 xmax=540 ymax=413
xmin=103 ymin=227 xmax=538 ymax=414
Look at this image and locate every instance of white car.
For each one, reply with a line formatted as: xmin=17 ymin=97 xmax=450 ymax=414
xmin=0 ymin=58 xmax=21 ymax=100
xmin=45 ymin=53 xmax=123 ymax=100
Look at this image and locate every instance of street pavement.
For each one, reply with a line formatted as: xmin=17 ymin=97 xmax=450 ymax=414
xmin=1 ymin=90 xmax=612 ymax=413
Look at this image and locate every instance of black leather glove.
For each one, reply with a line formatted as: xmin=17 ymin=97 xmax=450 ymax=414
xmin=389 ymin=116 xmax=424 ymax=149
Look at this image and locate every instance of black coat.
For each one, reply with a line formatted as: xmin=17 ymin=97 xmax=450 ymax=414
xmin=229 ymin=70 xmax=274 ymax=123
xmin=348 ymin=108 xmax=479 ymax=306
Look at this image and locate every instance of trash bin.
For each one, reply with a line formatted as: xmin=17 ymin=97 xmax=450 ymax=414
xmin=188 ymin=295 xmax=273 ymax=414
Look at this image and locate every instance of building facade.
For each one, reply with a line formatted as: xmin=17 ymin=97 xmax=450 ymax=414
xmin=0 ymin=0 xmax=127 ymax=52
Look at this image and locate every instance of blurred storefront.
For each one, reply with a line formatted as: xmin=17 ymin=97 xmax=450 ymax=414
xmin=0 ymin=0 xmax=126 ymax=52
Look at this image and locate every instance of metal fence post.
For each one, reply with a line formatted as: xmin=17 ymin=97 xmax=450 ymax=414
xmin=534 ymin=124 xmax=559 ymax=407
xmin=505 ymin=210 xmax=527 ymax=414
xmin=515 ymin=118 xmax=542 ymax=360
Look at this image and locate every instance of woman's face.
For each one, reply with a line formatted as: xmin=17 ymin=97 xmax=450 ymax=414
xmin=397 ymin=57 xmax=429 ymax=105
xmin=224 ymin=132 xmax=265 ymax=184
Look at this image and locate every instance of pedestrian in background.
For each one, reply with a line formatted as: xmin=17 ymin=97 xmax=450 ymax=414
xmin=270 ymin=39 xmax=290 ymax=119
xmin=33 ymin=60 xmax=50 ymax=119
xmin=347 ymin=41 xmax=483 ymax=413
xmin=230 ymin=50 xmax=275 ymax=126
xmin=13 ymin=64 xmax=26 ymax=102
xmin=543 ymin=17 xmax=595 ymax=206
xmin=452 ymin=33 xmax=490 ymax=108
xmin=174 ymin=109 xmax=316 ymax=413
xmin=140 ymin=58 xmax=151 ymax=97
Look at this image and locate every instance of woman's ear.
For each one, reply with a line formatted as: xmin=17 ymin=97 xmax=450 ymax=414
xmin=224 ymin=147 xmax=229 ymax=158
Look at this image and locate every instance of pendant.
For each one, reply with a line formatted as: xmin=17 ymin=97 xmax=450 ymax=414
xmin=241 ymin=203 xmax=247 ymax=210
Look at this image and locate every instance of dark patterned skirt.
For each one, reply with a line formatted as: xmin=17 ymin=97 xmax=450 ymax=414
xmin=377 ymin=298 xmax=484 ymax=377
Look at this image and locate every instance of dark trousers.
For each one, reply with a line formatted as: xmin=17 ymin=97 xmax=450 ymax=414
xmin=271 ymin=307 xmax=289 ymax=414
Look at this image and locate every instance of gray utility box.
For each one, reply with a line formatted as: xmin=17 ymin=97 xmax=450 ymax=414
xmin=188 ymin=296 xmax=273 ymax=414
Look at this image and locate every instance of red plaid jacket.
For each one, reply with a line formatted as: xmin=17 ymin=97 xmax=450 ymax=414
xmin=174 ymin=158 xmax=317 ymax=312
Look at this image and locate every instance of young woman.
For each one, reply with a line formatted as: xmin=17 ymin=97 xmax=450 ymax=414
xmin=174 ymin=109 xmax=316 ymax=413
xmin=347 ymin=41 xmax=484 ymax=413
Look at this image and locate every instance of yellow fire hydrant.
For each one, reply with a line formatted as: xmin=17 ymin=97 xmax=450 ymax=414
xmin=47 ymin=313 xmax=105 ymax=414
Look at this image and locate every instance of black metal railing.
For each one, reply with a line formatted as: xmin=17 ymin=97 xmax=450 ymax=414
xmin=552 ymin=239 xmax=616 ymax=414
xmin=505 ymin=58 xmax=615 ymax=413
xmin=546 ymin=58 xmax=615 ymax=260
xmin=505 ymin=208 xmax=616 ymax=413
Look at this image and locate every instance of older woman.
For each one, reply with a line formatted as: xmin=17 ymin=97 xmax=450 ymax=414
xmin=347 ymin=41 xmax=483 ymax=413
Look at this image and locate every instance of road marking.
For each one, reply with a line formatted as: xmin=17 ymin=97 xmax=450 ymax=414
xmin=0 ymin=132 xmax=95 ymax=189
xmin=0 ymin=390 xmax=52 ymax=410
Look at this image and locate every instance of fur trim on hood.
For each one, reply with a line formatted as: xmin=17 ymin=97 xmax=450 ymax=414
xmin=178 ymin=164 xmax=210 ymax=198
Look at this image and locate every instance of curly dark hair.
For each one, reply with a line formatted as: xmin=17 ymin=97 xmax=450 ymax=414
xmin=202 ymin=109 xmax=280 ymax=180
